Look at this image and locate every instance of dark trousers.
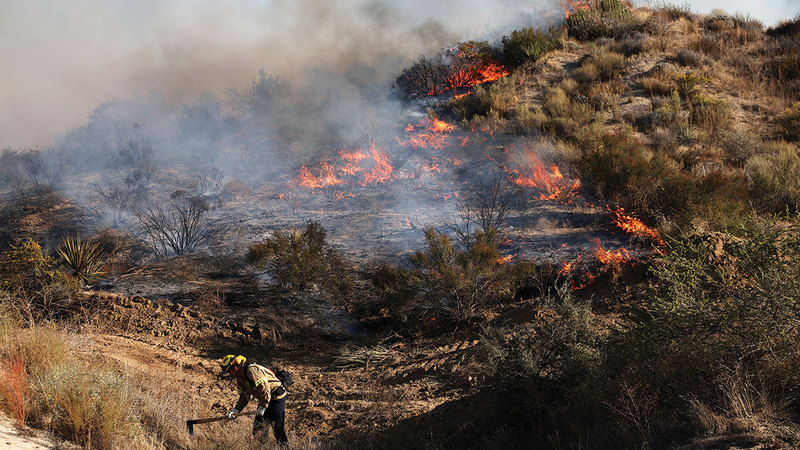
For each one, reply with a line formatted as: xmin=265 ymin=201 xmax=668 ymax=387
xmin=253 ymin=396 xmax=289 ymax=449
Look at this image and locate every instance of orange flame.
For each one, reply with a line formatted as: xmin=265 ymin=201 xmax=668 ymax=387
xmin=497 ymin=144 xmax=581 ymax=203
xmin=497 ymin=253 xmax=517 ymax=265
xmin=292 ymin=141 xmax=395 ymax=191
xmin=397 ymin=117 xmax=455 ymax=149
xmin=608 ymin=206 xmax=665 ymax=248
xmin=590 ymin=238 xmax=633 ymax=266
xmin=561 ymin=0 xmax=590 ymax=19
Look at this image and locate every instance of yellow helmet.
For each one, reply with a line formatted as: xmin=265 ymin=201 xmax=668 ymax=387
xmin=220 ymin=354 xmax=246 ymax=375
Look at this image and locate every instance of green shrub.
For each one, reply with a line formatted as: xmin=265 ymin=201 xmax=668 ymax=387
xmin=409 ymin=228 xmax=513 ymax=321
xmin=247 ymin=221 xmax=341 ymax=292
xmin=747 ymin=142 xmax=800 ymax=212
xmin=615 ymin=217 xmax=800 ymax=410
xmin=501 ymin=27 xmax=561 ymax=68
xmin=781 ymin=101 xmax=800 ymax=141
xmin=675 ymin=71 xmax=707 ymax=100
xmin=577 ymin=126 xmax=694 ymax=221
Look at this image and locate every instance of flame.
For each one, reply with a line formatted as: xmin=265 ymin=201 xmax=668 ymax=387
xmin=496 ymin=144 xmax=581 ymax=203
xmin=296 ymin=161 xmax=342 ymax=190
xmin=608 ymin=206 xmax=665 ymax=247
xmin=292 ymin=141 xmax=395 ymax=191
xmin=561 ymin=0 xmax=590 ymax=19
xmin=397 ymin=117 xmax=455 ymax=149
xmin=497 ymin=253 xmax=517 ymax=265
xmin=590 ymin=238 xmax=633 ymax=266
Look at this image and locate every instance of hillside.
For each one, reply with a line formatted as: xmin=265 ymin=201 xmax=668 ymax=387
xmin=1 ymin=1 xmax=800 ymax=449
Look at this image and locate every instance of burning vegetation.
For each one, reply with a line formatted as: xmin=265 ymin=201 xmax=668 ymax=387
xmin=2 ymin=1 xmax=800 ymax=449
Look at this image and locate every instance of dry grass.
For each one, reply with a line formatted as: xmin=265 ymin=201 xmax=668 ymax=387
xmin=0 ymin=355 xmax=29 ymax=428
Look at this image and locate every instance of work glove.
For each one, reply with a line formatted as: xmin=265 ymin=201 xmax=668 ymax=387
xmin=255 ymin=406 xmax=266 ymax=418
xmin=226 ymin=409 xmax=239 ymax=420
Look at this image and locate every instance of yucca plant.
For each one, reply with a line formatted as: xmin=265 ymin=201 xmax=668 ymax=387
xmin=56 ymin=235 xmax=104 ymax=287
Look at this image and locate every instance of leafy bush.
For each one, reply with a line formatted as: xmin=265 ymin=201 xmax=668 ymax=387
xmin=781 ymin=101 xmax=800 ymax=141
xmin=248 ymin=221 xmax=340 ymax=291
xmin=501 ymin=27 xmax=561 ymax=68
xmin=674 ymin=48 xmax=704 ymax=67
xmin=746 ymin=142 xmax=800 ymax=212
xmin=450 ymin=76 xmax=520 ymax=121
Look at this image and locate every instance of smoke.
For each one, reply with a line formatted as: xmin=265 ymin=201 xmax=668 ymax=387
xmin=0 ymin=0 xmax=561 ymax=149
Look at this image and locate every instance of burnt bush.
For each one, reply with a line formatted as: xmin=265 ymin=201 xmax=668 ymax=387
xmin=501 ymin=27 xmax=561 ymax=69
xmin=247 ymin=221 xmax=342 ymax=292
xmin=20 ymin=149 xmax=63 ymax=192
xmin=393 ymin=41 xmax=500 ymax=102
xmin=233 ymin=69 xmax=291 ymax=116
xmin=134 ymin=191 xmax=219 ymax=257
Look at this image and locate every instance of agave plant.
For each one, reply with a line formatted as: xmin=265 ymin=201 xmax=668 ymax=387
xmin=56 ymin=235 xmax=104 ymax=287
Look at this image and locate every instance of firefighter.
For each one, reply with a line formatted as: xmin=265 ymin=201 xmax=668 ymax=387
xmin=220 ymin=354 xmax=289 ymax=449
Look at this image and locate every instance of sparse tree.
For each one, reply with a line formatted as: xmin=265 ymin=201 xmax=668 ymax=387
xmin=134 ymin=191 xmax=218 ymax=256
xmin=449 ymin=176 xmax=514 ymax=249
xmin=191 ymin=165 xmax=226 ymax=195
xmin=21 ymin=149 xmax=62 ymax=191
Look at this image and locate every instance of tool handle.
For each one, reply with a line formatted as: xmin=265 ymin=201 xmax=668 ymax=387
xmin=190 ymin=411 xmax=256 ymax=425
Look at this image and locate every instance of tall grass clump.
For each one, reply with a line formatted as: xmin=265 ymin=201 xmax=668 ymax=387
xmin=565 ymin=0 xmax=640 ymax=41
xmin=34 ymin=364 xmax=139 ymax=448
xmin=0 ymin=355 xmax=30 ymax=428
xmin=746 ymin=142 xmax=800 ymax=212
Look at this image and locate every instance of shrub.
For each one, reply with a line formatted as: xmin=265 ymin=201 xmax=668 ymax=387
xmin=410 ymin=228 xmax=513 ymax=321
xmin=247 ymin=221 xmax=340 ymax=291
xmin=55 ymin=235 xmax=104 ymax=288
xmin=691 ymin=94 xmax=730 ymax=135
xmin=591 ymin=51 xmax=626 ymax=81
xmin=577 ymin=126 xmax=694 ymax=221
xmin=565 ymin=0 xmax=640 ymax=41
xmin=501 ymin=27 xmax=561 ymax=68
xmin=781 ymin=101 xmax=800 ymax=141
xmin=638 ymin=75 xmax=676 ymax=96
xmin=135 ymin=191 xmax=218 ymax=256
xmin=450 ymin=76 xmax=520 ymax=121
xmin=674 ymin=71 xmax=706 ymax=100
xmin=34 ymin=364 xmax=139 ymax=448
xmin=615 ymin=217 xmax=800 ymax=412
xmin=674 ymin=48 xmax=704 ymax=67
xmin=746 ymin=142 xmax=800 ymax=212
xmin=610 ymin=33 xmax=647 ymax=56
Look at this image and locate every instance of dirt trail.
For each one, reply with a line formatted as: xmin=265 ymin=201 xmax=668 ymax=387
xmin=0 ymin=414 xmax=72 ymax=449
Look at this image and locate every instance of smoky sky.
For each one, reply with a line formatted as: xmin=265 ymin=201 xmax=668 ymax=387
xmin=1 ymin=0 xmax=797 ymax=149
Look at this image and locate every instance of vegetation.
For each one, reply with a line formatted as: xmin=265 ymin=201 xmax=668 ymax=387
xmin=55 ymin=235 xmax=104 ymax=288
xmin=247 ymin=221 xmax=341 ymax=292
xmin=501 ymin=27 xmax=562 ymax=68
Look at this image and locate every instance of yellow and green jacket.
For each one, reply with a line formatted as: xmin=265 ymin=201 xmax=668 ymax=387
xmin=233 ymin=363 xmax=287 ymax=411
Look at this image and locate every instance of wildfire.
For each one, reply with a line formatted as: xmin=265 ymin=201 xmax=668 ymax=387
xmin=590 ymin=238 xmax=633 ymax=266
xmin=292 ymin=141 xmax=395 ymax=190
xmin=397 ymin=117 xmax=455 ymax=149
xmin=561 ymin=0 xmax=590 ymax=19
xmin=497 ymin=253 xmax=517 ymax=265
xmin=608 ymin=206 xmax=665 ymax=248
xmin=496 ymin=145 xmax=581 ymax=203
